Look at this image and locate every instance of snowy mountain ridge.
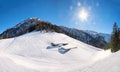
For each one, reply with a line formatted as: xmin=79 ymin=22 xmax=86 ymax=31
xmin=60 ymin=26 xmax=108 ymax=48
xmin=84 ymin=30 xmax=111 ymax=42
xmin=0 ymin=17 xmax=109 ymax=48
xmin=13 ymin=18 xmax=41 ymax=28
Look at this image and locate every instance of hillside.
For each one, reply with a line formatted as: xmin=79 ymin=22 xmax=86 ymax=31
xmin=84 ymin=30 xmax=111 ymax=42
xmin=0 ymin=18 xmax=109 ymax=48
xmin=81 ymin=50 xmax=120 ymax=72
xmin=0 ymin=31 xmax=111 ymax=72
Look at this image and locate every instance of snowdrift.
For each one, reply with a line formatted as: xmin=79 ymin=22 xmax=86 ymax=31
xmin=0 ymin=31 xmax=112 ymax=72
xmin=81 ymin=50 xmax=120 ymax=72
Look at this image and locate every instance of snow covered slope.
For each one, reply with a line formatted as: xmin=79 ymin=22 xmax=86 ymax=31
xmin=0 ymin=31 xmax=112 ymax=72
xmin=81 ymin=50 xmax=120 ymax=72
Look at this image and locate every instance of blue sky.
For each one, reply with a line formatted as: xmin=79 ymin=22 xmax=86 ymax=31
xmin=0 ymin=0 xmax=120 ymax=34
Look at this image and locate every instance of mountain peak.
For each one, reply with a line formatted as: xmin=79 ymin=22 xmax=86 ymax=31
xmin=14 ymin=17 xmax=41 ymax=28
xmin=0 ymin=18 xmax=63 ymax=39
xmin=0 ymin=18 xmax=110 ymax=48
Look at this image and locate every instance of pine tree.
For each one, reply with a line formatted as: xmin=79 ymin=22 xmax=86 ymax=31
xmin=111 ymin=22 xmax=120 ymax=52
xmin=118 ymin=28 xmax=120 ymax=49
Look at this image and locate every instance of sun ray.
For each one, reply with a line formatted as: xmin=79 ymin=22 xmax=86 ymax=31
xmin=78 ymin=8 xmax=89 ymax=22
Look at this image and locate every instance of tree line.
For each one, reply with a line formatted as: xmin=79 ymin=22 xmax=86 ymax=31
xmin=105 ymin=22 xmax=120 ymax=52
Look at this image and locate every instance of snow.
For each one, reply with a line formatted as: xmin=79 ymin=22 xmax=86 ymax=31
xmin=13 ymin=18 xmax=40 ymax=28
xmin=99 ymin=33 xmax=111 ymax=43
xmin=0 ymin=31 xmax=115 ymax=72
xmin=81 ymin=50 xmax=120 ymax=72
xmin=84 ymin=30 xmax=111 ymax=42
xmin=93 ymin=50 xmax=112 ymax=62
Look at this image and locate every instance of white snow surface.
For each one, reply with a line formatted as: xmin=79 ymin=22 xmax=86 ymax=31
xmin=81 ymin=50 xmax=120 ymax=72
xmin=0 ymin=31 xmax=115 ymax=72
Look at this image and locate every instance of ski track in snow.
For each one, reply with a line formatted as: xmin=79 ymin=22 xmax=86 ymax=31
xmin=0 ymin=32 xmax=112 ymax=72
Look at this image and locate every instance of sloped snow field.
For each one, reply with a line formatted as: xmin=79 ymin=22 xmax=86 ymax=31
xmin=0 ymin=32 xmax=113 ymax=72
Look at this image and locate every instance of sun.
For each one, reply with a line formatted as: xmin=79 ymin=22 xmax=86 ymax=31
xmin=78 ymin=8 xmax=89 ymax=22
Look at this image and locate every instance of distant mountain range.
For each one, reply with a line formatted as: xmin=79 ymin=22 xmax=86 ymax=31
xmin=84 ymin=30 xmax=110 ymax=43
xmin=0 ymin=18 xmax=110 ymax=48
